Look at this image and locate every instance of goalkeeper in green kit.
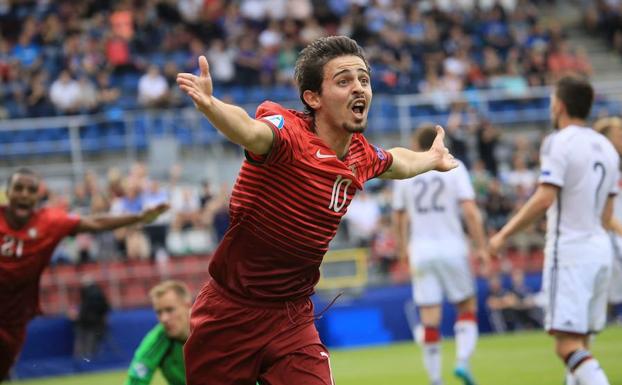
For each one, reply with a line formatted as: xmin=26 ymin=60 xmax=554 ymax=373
xmin=125 ymin=280 xmax=191 ymax=385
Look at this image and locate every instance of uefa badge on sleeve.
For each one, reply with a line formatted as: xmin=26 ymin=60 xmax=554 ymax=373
xmin=264 ymin=115 xmax=284 ymax=130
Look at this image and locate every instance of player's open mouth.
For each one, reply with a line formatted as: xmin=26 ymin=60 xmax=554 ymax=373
xmin=15 ymin=203 xmax=32 ymax=216
xmin=351 ymin=99 xmax=366 ymax=119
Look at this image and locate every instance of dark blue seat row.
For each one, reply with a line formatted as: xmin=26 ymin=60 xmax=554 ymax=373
xmin=0 ymin=93 xmax=617 ymax=159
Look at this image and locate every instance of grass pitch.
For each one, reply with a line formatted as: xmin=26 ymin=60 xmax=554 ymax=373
xmin=12 ymin=327 xmax=622 ymax=385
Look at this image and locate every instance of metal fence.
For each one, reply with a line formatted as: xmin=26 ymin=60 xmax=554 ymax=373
xmin=1 ymin=83 xmax=621 ymax=182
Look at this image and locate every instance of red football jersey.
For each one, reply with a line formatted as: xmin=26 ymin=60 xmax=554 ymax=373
xmin=208 ymin=101 xmax=393 ymax=301
xmin=0 ymin=207 xmax=80 ymax=327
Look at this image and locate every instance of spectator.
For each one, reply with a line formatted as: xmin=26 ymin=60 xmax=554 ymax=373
xmin=77 ymin=75 xmax=99 ymax=113
xmin=95 ymin=71 xmax=121 ymax=110
xmin=11 ymin=32 xmax=41 ymax=69
xmin=25 ymin=70 xmax=54 ymax=117
xmin=86 ymin=193 xmax=119 ymax=262
xmin=507 ymin=269 xmax=544 ymax=329
xmin=504 ymin=153 xmax=537 ymax=193
xmin=484 ymin=179 xmax=514 ymax=233
xmin=111 ymin=179 xmax=151 ymax=260
xmin=476 ymin=121 xmax=500 ymax=177
xmin=370 ymin=214 xmax=399 ymax=279
xmin=138 ymin=65 xmax=169 ymax=108
xmin=49 ymin=70 xmax=81 ymax=114
xmin=206 ymin=39 xmax=235 ymax=86
xmin=344 ymin=191 xmax=381 ymax=247
xmin=72 ymin=275 xmax=111 ymax=360
xmin=234 ymin=35 xmax=261 ymax=86
xmin=198 ymin=180 xmax=213 ymax=209
xmin=177 ymin=0 xmax=204 ymax=24
xmin=547 ymin=39 xmax=589 ymax=79
xmin=487 ymin=274 xmax=514 ymax=333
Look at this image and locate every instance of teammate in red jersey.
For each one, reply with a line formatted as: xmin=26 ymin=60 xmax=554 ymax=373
xmin=176 ymin=36 xmax=457 ymax=385
xmin=0 ymin=168 xmax=168 ymax=381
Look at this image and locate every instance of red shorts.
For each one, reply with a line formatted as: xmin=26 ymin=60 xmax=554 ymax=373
xmin=184 ymin=281 xmax=335 ymax=385
xmin=0 ymin=324 xmax=26 ymax=380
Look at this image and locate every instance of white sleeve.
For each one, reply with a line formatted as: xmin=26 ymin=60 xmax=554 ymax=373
xmin=455 ymin=162 xmax=476 ymax=201
xmin=392 ymin=180 xmax=406 ymax=211
xmin=538 ymin=134 xmax=566 ymax=187
xmin=611 ymin=156 xmax=620 ymax=195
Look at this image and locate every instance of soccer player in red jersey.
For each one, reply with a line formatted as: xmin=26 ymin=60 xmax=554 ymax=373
xmin=176 ymin=36 xmax=457 ymax=385
xmin=0 ymin=168 xmax=168 ymax=381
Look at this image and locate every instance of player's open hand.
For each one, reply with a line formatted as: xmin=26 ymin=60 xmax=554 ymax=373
xmin=176 ymin=56 xmax=213 ymax=113
xmin=430 ymin=125 xmax=458 ymax=172
xmin=141 ymin=203 xmax=170 ymax=224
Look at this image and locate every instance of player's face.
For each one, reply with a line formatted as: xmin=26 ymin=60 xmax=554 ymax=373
xmin=319 ymin=55 xmax=372 ymax=133
xmin=152 ymin=291 xmax=191 ymax=341
xmin=6 ymin=173 xmax=40 ymax=224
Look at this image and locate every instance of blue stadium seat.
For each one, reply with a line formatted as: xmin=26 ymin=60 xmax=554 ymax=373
xmin=271 ymin=85 xmax=297 ymax=101
xmin=172 ymin=120 xmax=194 ymax=146
xmin=228 ymin=86 xmax=247 ymax=104
xmin=129 ymin=118 xmax=148 ymax=149
xmin=199 ymin=119 xmax=221 ymax=144
xmin=80 ymin=124 xmax=102 ymax=152
xmin=121 ymin=74 xmax=140 ymax=93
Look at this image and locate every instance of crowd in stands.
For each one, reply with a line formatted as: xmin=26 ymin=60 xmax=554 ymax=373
xmin=0 ymin=0 xmax=592 ymax=119
xmin=1 ymin=0 xmax=600 ymax=322
xmin=15 ymin=107 xmax=545 ymax=285
xmin=584 ymin=0 xmax=622 ymax=55
xmin=341 ymin=109 xmax=545 ymax=283
xmin=26 ymin=162 xmax=231 ymax=265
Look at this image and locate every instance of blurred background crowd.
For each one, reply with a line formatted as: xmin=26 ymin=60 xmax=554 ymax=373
xmin=0 ymin=0 xmax=594 ymax=119
xmin=2 ymin=0 xmax=620 ymax=322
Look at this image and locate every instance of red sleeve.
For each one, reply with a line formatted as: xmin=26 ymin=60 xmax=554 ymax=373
xmin=358 ymin=137 xmax=394 ymax=182
xmin=45 ymin=208 xmax=81 ymax=239
xmin=244 ymin=101 xmax=303 ymax=165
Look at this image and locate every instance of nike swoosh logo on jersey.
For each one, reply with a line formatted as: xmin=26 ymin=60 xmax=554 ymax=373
xmin=316 ymin=149 xmax=336 ymax=159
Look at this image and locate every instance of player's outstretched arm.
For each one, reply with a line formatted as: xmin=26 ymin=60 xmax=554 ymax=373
xmin=489 ymin=184 xmax=557 ymax=255
xmin=461 ymin=200 xmax=490 ymax=272
xmin=380 ymin=126 xmax=458 ymax=179
xmin=176 ymin=56 xmax=273 ymax=155
xmin=76 ymin=203 xmax=169 ymax=233
xmin=602 ymin=195 xmax=622 ymax=235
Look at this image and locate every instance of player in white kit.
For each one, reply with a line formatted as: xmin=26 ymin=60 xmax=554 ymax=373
xmin=490 ymin=76 xmax=618 ymax=385
xmin=594 ymin=117 xmax=622 ymax=323
xmin=393 ymin=125 xmax=488 ymax=385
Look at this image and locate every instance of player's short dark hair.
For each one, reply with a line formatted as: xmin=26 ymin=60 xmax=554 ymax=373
xmin=555 ymin=75 xmax=594 ymax=120
xmin=7 ymin=167 xmax=39 ymax=189
xmin=295 ymin=36 xmax=370 ymax=115
xmin=414 ymin=124 xmax=437 ymax=151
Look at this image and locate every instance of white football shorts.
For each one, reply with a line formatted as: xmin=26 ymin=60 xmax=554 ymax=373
xmin=409 ymin=242 xmax=474 ymax=306
xmin=543 ymin=257 xmax=612 ymax=334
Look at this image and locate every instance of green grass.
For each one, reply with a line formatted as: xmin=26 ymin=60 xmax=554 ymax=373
xmin=13 ymin=327 xmax=622 ymax=385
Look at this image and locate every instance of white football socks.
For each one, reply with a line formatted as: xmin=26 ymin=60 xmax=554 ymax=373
xmin=566 ymin=350 xmax=610 ymax=385
xmin=454 ymin=315 xmax=478 ymax=368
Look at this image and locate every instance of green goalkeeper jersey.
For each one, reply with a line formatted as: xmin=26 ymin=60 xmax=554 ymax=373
xmin=125 ymin=324 xmax=185 ymax=385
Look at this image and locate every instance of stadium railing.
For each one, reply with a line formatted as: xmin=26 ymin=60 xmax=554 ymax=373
xmin=2 ymin=82 xmax=622 ymax=182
